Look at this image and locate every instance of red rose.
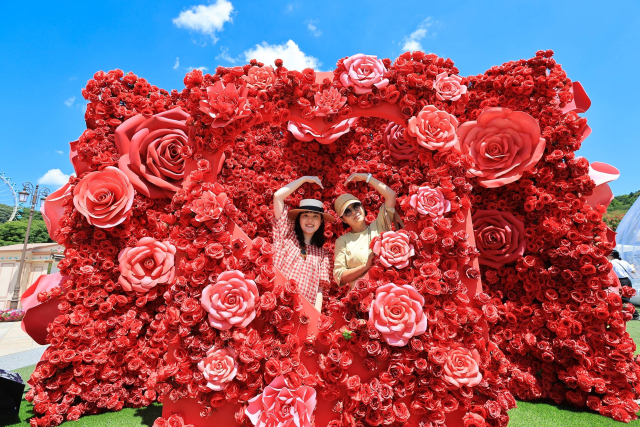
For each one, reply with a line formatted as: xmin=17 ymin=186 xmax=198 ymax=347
xmin=443 ymin=345 xmax=483 ymax=388
xmin=199 ymin=81 xmax=251 ymax=128
xmin=384 ymin=122 xmax=418 ymax=160
xmin=118 ymin=237 xmax=176 ymax=293
xmin=472 ymin=210 xmax=526 ymax=268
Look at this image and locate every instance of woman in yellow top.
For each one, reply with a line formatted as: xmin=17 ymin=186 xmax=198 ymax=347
xmin=333 ymin=173 xmax=399 ymax=289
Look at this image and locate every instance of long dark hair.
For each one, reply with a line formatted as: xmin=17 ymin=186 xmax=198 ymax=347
xmin=294 ymin=213 xmax=326 ymax=249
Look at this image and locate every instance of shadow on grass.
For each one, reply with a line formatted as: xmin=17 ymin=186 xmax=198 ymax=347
xmin=134 ymin=404 xmax=162 ymax=426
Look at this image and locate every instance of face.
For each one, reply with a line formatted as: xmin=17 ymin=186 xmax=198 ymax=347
xmin=299 ymin=212 xmax=322 ymax=235
xmin=341 ymin=202 xmax=364 ymax=228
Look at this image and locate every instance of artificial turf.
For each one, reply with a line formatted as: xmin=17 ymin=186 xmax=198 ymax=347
xmin=3 ymin=321 xmax=640 ymax=426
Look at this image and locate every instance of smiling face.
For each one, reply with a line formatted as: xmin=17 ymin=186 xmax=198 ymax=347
xmin=341 ymin=201 xmax=365 ymax=229
xmin=298 ymin=212 xmax=322 ymax=236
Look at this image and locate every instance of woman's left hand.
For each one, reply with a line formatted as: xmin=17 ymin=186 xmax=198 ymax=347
xmin=345 ymin=173 xmax=369 ymax=184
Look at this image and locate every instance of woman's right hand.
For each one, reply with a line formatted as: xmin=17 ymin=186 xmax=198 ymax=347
xmin=303 ymin=176 xmax=323 ymax=188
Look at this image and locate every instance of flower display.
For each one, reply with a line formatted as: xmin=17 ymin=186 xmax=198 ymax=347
xmin=191 ymin=190 xmax=228 ymax=222
xmin=245 ymin=375 xmax=316 ymax=427
xmin=41 ymin=182 xmax=72 ymax=243
xmin=115 ymin=108 xmax=189 ymax=198
xmin=472 ymin=210 xmax=526 ymax=268
xmin=383 ymin=122 xmax=417 ymax=160
xmin=458 ymin=107 xmax=546 ymax=188
xmin=443 ymin=345 xmax=483 ymax=388
xmin=406 ymin=105 xmax=459 ymax=151
xmin=339 ymin=54 xmax=389 ymax=94
xmin=409 ymin=185 xmax=451 ymax=219
xmin=434 ymin=72 xmax=467 ymax=102
xmin=243 ymin=66 xmax=276 ymax=90
xmin=201 ymin=270 xmax=259 ymax=330
xmin=368 ymin=283 xmax=427 ymax=346
xmin=197 ymin=347 xmax=238 ymax=391
xmin=371 ymin=230 xmax=415 ymax=269
xmin=199 ymin=80 xmax=251 ymax=128
xmin=118 ymin=237 xmax=176 ymax=293
xmin=313 ymin=87 xmax=347 ymax=117
xmin=73 ymin=166 xmax=135 ymax=228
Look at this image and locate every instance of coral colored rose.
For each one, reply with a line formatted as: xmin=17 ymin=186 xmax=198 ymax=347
xmin=115 ymin=108 xmax=189 ymax=199
xmin=118 ymin=237 xmax=176 ymax=293
xmin=384 ymin=122 xmax=418 ymax=160
xmin=42 ymin=183 xmax=73 ymax=243
xmin=372 ymin=231 xmax=415 ymax=269
xmin=191 ymin=191 xmax=228 ymax=222
xmin=197 ymin=347 xmax=238 ymax=391
xmin=368 ymin=283 xmax=427 ymax=347
xmin=406 ymin=106 xmax=459 ymax=151
xmin=243 ymin=66 xmax=276 ymax=90
xmin=339 ymin=54 xmax=389 ymax=95
xmin=288 ymin=118 xmax=356 ymax=144
xmin=443 ymin=345 xmax=483 ymax=388
xmin=463 ymin=412 xmax=486 ymax=427
xmin=199 ymin=80 xmax=252 ymax=128
xmin=434 ymin=72 xmax=467 ymax=102
xmin=472 ymin=209 xmax=526 ymax=268
xmin=313 ymin=87 xmax=347 ymax=117
xmin=246 ymin=375 xmax=317 ymax=427
xmin=458 ymin=107 xmax=546 ymax=188
xmin=201 ymin=270 xmax=259 ymax=330
xmin=73 ymin=166 xmax=134 ymax=228
xmin=409 ymin=186 xmax=451 ymax=219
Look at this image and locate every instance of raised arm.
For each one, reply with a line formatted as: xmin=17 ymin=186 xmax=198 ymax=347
xmin=273 ymin=176 xmax=323 ymax=219
xmin=345 ymin=173 xmax=396 ymax=209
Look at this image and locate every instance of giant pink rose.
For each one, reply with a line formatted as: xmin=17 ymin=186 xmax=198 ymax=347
xmin=201 ymin=270 xmax=259 ymax=330
xmin=191 ymin=191 xmax=228 ymax=222
xmin=197 ymin=347 xmax=238 ymax=391
xmin=118 ymin=237 xmax=176 ymax=293
xmin=472 ymin=209 xmax=526 ymax=268
xmin=434 ymin=72 xmax=467 ymax=102
xmin=406 ymin=106 xmax=459 ymax=151
xmin=42 ymin=183 xmax=73 ymax=243
xmin=243 ymin=66 xmax=276 ymax=90
xmin=409 ymin=186 xmax=451 ymax=219
xmin=313 ymin=87 xmax=347 ymax=117
xmin=288 ymin=118 xmax=356 ymax=144
xmin=246 ymin=375 xmax=316 ymax=427
xmin=339 ymin=54 xmax=389 ymax=95
xmin=368 ymin=283 xmax=427 ymax=347
xmin=384 ymin=122 xmax=418 ymax=160
xmin=73 ymin=166 xmax=134 ymax=228
xmin=458 ymin=107 xmax=546 ymax=188
xmin=443 ymin=345 xmax=483 ymax=388
xmin=115 ymin=108 xmax=189 ymax=199
xmin=199 ymin=80 xmax=252 ymax=128
xmin=372 ymin=231 xmax=415 ymax=269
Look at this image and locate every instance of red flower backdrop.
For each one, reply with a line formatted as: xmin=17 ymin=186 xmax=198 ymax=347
xmin=23 ymin=51 xmax=639 ymax=427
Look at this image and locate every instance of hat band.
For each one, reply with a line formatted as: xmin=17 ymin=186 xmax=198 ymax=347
xmin=297 ymin=205 xmax=326 ymax=214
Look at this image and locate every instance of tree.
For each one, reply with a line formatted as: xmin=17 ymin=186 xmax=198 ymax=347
xmin=0 ymin=220 xmax=53 ymax=246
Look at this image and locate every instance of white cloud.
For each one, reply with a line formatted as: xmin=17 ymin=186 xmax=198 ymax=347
xmin=173 ymin=57 xmax=180 ymax=69
xmin=243 ymin=40 xmax=320 ymax=71
xmin=173 ymin=0 xmax=233 ymax=42
xmin=55 ymin=150 xmax=64 ymax=155
xmin=64 ymin=96 xmax=76 ymax=107
xmin=216 ymin=46 xmax=238 ymax=63
xmin=401 ymin=18 xmax=434 ymax=52
xmin=307 ymin=21 xmax=322 ymax=37
xmin=38 ymin=169 xmax=70 ymax=186
xmin=187 ymin=66 xmax=209 ymax=72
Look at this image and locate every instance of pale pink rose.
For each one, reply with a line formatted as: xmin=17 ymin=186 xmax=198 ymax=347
xmin=191 ymin=191 xmax=228 ymax=222
xmin=73 ymin=166 xmax=135 ymax=228
xmin=434 ymin=72 xmax=467 ymax=102
xmin=384 ymin=122 xmax=418 ymax=160
xmin=115 ymin=108 xmax=189 ymax=199
xmin=368 ymin=283 xmax=427 ymax=347
xmin=201 ymin=270 xmax=259 ymax=330
xmin=339 ymin=54 xmax=389 ymax=95
xmin=458 ymin=107 xmax=546 ymax=188
xmin=409 ymin=186 xmax=451 ymax=219
xmin=246 ymin=375 xmax=316 ymax=427
xmin=197 ymin=347 xmax=238 ymax=391
xmin=406 ymin=106 xmax=459 ymax=151
xmin=443 ymin=345 xmax=483 ymax=388
xmin=313 ymin=87 xmax=347 ymax=117
xmin=287 ymin=118 xmax=356 ymax=144
xmin=199 ymin=80 xmax=252 ymax=128
xmin=118 ymin=237 xmax=176 ymax=293
xmin=472 ymin=210 xmax=526 ymax=268
xmin=243 ymin=66 xmax=276 ymax=90
xmin=42 ymin=183 xmax=73 ymax=243
xmin=372 ymin=231 xmax=415 ymax=269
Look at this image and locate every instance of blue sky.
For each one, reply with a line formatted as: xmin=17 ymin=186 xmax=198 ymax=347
xmin=1 ymin=0 xmax=639 ymax=208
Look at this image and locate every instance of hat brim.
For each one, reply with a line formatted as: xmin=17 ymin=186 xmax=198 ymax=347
xmin=288 ymin=209 xmax=335 ymax=223
xmin=337 ymin=199 xmax=360 ymax=218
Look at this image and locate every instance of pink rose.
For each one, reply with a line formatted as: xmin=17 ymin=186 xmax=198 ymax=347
xmin=434 ymin=72 xmax=467 ymax=102
xmin=339 ymin=54 xmax=389 ymax=95
xmin=191 ymin=191 xmax=228 ymax=222
xmin=384 ymin=123 xmax=418 ymax=160
xmin=118 ymin=237 xmax=176 ymax=293
xmin=368 ymin=283 xmax=427 ymax=347
xmin=73 ymin=166 xmax=134 ymax=228
xmin=287 ymin=118 xmax=356 ymax=144
xmin=243 ymin=66 xmax=276 ymax=90
xmin=409 ymin=186 xmax=451 ymax=219
xmin=115 ymin=108 xmax=189 ymax=199
xmin=42 ymin=183 xmax=73 ymax=243
xmin=199 ymin=80 xmax=252 ymax=128
xmin=197 ymin=347 xmax=238 ymax=391
xmin=458 ymin=107 xmax=546 ymax=188
xmin=406 ymin=106 xmax=459 ymax=151
xmin=201 ymin=270 xmax=259 ymax=330
xmin=443 ymin=345 xmax=483 ymax=388
xmin=313 ymin=87 xmax=347 ymax=117
xmin=246 ymin=375 xmax=316 ymax=427
xmin=472 ymin=210 xmax=526 ymax=268
xmin=372 ymin=231 xmax=415 ymax=269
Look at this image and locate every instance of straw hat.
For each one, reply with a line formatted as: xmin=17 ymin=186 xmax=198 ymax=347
xmin=288 ymin=199 xmax=335 ymax=222
xmin=334 ymin=193 xmax=361 ymax=218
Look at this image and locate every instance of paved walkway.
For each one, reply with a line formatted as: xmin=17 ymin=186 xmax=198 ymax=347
xmin=0 ymin=321 xmax=48 ymax=371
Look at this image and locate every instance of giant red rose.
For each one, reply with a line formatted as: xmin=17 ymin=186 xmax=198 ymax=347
xmin=199 ymin=80 xmax=251 ymax=128
xmin=118 ymin=237 xmax=176 ymax=293
xmin=245 ymin=375 xmax=316 ymax=427
xmin=368 ymin=283 xmax=427 ymax=346
xmin=201 ymin=270 xmax=259 ymax=330
xmin=472 ymin=209 xmax=526 ymax=268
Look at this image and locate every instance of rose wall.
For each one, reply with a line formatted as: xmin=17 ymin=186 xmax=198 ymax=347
xmin=24 ymin=50 xmax=639 ymax=427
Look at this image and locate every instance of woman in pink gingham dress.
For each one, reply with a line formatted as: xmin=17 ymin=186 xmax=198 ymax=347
xmin=272 ymin=176 xmax=334 ymax=311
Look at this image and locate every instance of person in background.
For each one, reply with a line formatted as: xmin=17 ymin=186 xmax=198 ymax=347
xmin=609 ymin=249 xmax=639 ymax=321
xmin=273 ymin=176 xmax=334 ymax=311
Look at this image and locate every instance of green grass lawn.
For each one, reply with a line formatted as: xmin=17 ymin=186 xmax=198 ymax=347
xmin=3 ymin=322 xmax=640 ymax=426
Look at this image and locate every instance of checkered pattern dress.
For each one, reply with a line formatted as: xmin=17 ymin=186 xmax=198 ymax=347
xmin=272 ymin=206 xmax=331 ymax=305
